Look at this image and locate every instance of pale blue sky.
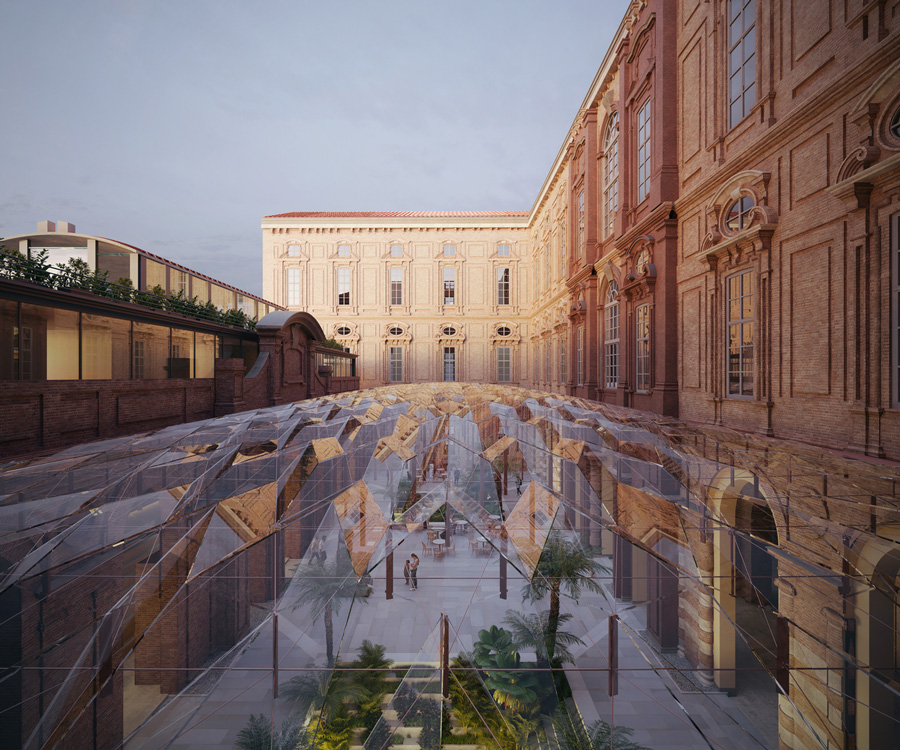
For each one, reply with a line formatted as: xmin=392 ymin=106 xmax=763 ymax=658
xmin=2 ymin=0 xmax=628 ymax=297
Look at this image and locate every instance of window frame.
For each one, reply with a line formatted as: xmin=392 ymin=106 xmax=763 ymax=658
xmin=604 ymin=284 xmax=620 ymax=389
xmin=443 ymin=346 xmax=457 ymax=382
xmin=497 ymin=267 xmax=511 ymax=306
xmin=726 ymin=270 xmax=754 ymax=398
xmin=636 ymin=303 xmax=651 ymax=392
xmin=728 ymin=0 xmax=757 ymax=128
xmin=390 ymin=267 xmax=403 ymax=306
xmin=497 ymin=346 xmax=511 ymax=383
xmin=337 ymin=267 xmax=351 ymax=306
xmin=286 ymin=267 xmax=301 ymax=307
xmin=559 ymin=336 xmax=566 ymax=386
xmin=443 ymin=266 xmax=456 ymax=306
xmin=637 ymin=99 xmax=651 ymax=204
xmin=603 ymin=113 xmax=619 ymax=238
xmin=576 ymin=325 xmax=584 ymax=386
xmin=577 ymin=190 xmax=585 ymax=257
xmin=389 ymin=346 xmax=404 ymax=383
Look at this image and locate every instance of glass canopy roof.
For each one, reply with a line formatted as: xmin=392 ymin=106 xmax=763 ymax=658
xmin=1 ymin=383 xmax=898 ymax=750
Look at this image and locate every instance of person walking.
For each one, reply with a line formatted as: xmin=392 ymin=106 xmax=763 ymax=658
xmin=403 ymin=558 xmax=411 ymax=588
xmin=409 ymin=554 xmax=419 ymax=591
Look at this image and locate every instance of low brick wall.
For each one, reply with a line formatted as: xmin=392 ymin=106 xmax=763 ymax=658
xmin=0 ymin=378 xmax=215 ymax=459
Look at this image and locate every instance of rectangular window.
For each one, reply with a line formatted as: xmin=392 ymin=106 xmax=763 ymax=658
xmin=174 ymin=270 xmax=188 ymax=296
xmin=544 ymin=245 xmax=551 ymax=289
xmin=729 ymin=0 xmax=756 ymax=127
xmin=390 ymin=267 xmax=403 ymax=306
xmin=390 ymin=244 xmax=403 ymax=257
xmin=559 ymin=337 xmax=566 ymax=385
xmin=443 ymin=346 xmax=456 ymax=382
xmin=497 ymin=347 xmax=511 ymax=383
xmin=337 ymin=244 xmax=351 ymax=258
xmin=893 ymin=213 xmax=900 ymax=407
xmin=443 ymin=267 xmax=456 ymax=305
xmin=389 ymin=346 xmax=404 ymax=382
xmin=497 ymin=267 xmax=510 ymax=306
xmin=287 ymin=267 xmax=301 ymax=306
xmin=605 ymin=301 xmax=619 ymax=388
xmin=637 ymin=100 xmax=651 ymax=203
xmin=577 ymin=326 xmax=584 ymax=386
xmin=577 ymin=190 xmax=585 ymax=256
xmin=545 ymin=341 xmax=551 ymax=382
xmin=133 ymin=339 xmax=145 ymax=379
xmin=498 ymin=244 xmax=510 ymax=257
xmin=287 ymin=245 xmax=301 ymax=257
xmin=727 ymin=271 xmax=754 ymax=396
xmin=560 ymin=217 xmax=567 ymax=275
xmin=604 ymin=127 xmax=619 ymax=237
xmin=337 ymin=267 xmax=350 ymax=306
xmin=636 ymin=304 xmax=651 ymax=392
xmin=443 ymin=244 xmax=456 ymax=258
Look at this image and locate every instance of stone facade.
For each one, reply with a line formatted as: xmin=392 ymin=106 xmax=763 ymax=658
xmin=263 ymin=0 xmax=900 ymax=463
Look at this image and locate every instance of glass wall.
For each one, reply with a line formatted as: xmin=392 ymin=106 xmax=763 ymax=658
xmin=145 ymin=260 xmax=167 ymax=291
xmin=30 ymin=245 xmax=89 ymax=269
xmin=196 ymin=332 xmax=216 ymax=378
xmin=0 ymin=300 xmax=261 ymax=381
xmin=81 ymin=314 xmax=131 ymax=380
xmin=170 ymin=328 xmax=195 ymax=379
xmin=193 ymin=277 xmax=210 ymax=303
xmin=0 ymin=300 xmax=18 ymax=380
xmin=96 ymin=244 xmax=133 ymax=284
xmin=132 ymin=322 xmax=170 ymax=379
xmin=211 ymin=284 xmax=234 ymax=311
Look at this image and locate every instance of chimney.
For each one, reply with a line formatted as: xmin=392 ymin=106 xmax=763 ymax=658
xmin=57 ymin=221 xmax=76 ymax=233
xmin=37 ymin=220 xmax=56 ymax=233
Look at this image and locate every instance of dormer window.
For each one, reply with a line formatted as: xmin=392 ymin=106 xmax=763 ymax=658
xmin=726 ymin=196 xmax=754 ymax=232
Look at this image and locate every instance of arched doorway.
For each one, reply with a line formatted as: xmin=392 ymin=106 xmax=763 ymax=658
xmin=854 ymin=525 xmax=900 ymax=749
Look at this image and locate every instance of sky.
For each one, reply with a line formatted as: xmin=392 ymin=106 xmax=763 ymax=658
xmin=2 ymin=0 xmax=629 ymax=298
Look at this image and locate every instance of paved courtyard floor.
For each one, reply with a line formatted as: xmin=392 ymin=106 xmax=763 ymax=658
xmin=127 ymin=484 xmax=775 ymax=750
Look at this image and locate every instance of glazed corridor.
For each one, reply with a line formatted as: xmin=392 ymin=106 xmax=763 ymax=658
xmin=0 ymin=384 xmax=897 ymax=749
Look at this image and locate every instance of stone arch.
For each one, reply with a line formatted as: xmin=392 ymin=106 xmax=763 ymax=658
xmin=706 ymin=467 xmax=782 ymax=692
xmin=851 ymin=524 xmax=900 ymax=748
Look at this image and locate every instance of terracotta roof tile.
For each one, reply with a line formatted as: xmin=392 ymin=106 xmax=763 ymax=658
xmin=264 ymin=211 xmax=529 ymax=219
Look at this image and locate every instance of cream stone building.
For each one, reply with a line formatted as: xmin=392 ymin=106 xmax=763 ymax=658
xmin=261 ymin=212 xmax=534 ymax=389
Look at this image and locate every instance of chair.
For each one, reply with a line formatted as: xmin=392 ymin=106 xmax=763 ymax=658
xmin=433 ymin=546 xmax=445 ymax=561
xmin=421 ymin=541 xmax=432 ymax=558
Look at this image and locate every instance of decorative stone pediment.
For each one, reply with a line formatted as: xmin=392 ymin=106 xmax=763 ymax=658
xmin=384 ymin=323 xmax=411 ymax=344
xmin=436 ymin=322 xmax=465 ymax=344
xmin=489 ymin=321 xmax=520 ymax=344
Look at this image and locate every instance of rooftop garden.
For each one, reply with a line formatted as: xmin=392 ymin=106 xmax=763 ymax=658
xmin=0 ymin=245 xmax=259 ymax=330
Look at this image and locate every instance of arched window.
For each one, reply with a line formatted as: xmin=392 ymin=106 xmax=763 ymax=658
xmin=603 ymin=113 xmax=619 ymax=238
xmin=604 ymin=282 xmax=620 ymax=389
xmin=634 ymin=249 xmax=650 ymax=275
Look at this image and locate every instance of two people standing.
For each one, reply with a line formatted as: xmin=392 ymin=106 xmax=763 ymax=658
xmin=403 ymin=554 xmax=419 ymax=591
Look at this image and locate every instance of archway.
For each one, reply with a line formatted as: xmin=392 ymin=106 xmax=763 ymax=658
xmin=853 ymin=524 xmax=900 ymax=749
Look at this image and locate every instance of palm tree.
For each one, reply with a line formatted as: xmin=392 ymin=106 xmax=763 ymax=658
xmin=234 ymin=713 xmax=308 ymax=750
xmin=279 ymin=670 xmax=365 ymax=723
xmin=551 ymin=706 xmax=649 ymax=750
xmin=502 ymin=610 xmax=585 ymax=668
xmin=521 ymin=532 xmax=607 ymax=663
xmin=292 ymin=555 xmax=362 ymax=666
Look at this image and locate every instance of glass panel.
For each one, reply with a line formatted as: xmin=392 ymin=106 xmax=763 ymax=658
xmin=243 ymin=339 xmax=259 ymax=374
xmin=20 ymin=303 xmax=79 ymax=380
xmin=31 ymin=245 xmax=89 ymax=270
xmin=81 ymin=314 xmax=131 ymax=380
xmin=195 ymin=332 xmax=216 ymax=378
xmin=132 ymin=321 xmax=170 ymax=379
xmin=144 ymin=259 xmax=167 ymax=291
xmin=96 ymin=244 xmax=133 ymax=284
xmin=170 ymin=328 xmax=194 ymax=379
xmin=193 ymin=277 xmax=210 ymax=303
xmin=0 ymin=299 xmax=19 ymax=380
xmin=220 ymin=335 xmax=242 ymax=360
xmin=211 ymin=284 xmax=234 ymax=311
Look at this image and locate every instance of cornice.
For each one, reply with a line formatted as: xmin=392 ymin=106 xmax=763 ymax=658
xmin=674 ymin=33 xmax=900 ymax=213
